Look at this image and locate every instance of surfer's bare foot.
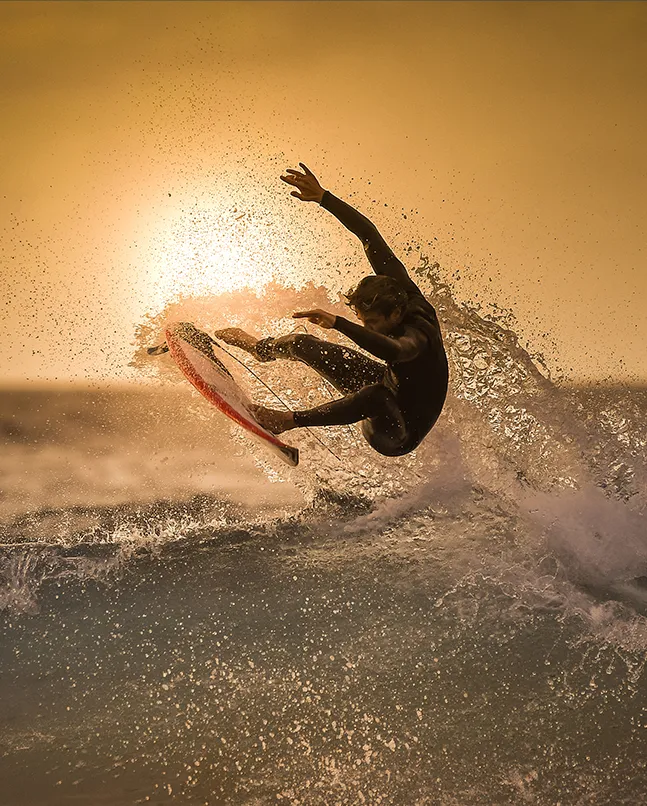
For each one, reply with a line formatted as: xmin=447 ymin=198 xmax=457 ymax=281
xmin=250 ymin=406 xmax=296 ymax=435
xmin=214 ymin=328 xmax=267 ymax=358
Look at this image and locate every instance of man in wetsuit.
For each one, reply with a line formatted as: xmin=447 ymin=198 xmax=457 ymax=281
xmin=216 ymin=163 xmax=449 ymax=457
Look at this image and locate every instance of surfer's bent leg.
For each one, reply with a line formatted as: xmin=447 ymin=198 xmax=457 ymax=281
xmin=256 ymin=334 xmax=384 ymax=395
xmin=292 ymin=383 xmax=409 ymax=456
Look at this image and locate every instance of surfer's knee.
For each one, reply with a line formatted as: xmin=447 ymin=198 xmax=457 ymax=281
xmin=362 ymin=420 xmax=412 ymax=457
xmin=360 ymin=387 xmax=410 ymax=456
xmin=357 ymin=383 xmax=400 ymax=415
xmin=367 ymin=383 xmax=394 ymax=406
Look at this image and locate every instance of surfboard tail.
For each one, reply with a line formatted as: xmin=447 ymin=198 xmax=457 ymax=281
xmin=278 ymin=443 xmax=299 ymax=467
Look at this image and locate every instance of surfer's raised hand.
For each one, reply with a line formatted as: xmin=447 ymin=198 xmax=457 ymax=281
xmin=293 ymin=309 xmax=336 ymax=329
xmin=280 ymin=163 xmax=325 ymax=203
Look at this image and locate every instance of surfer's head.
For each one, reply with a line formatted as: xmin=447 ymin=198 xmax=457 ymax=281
xmin=345 ymin=276 xmax=407 ymax=334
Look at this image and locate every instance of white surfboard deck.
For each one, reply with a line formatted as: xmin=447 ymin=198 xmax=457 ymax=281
xmin=164 ymin=322 xmax=299 ymax=467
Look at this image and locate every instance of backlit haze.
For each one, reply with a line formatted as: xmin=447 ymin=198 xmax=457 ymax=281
xmin=2 ymin=1 xmax=645 ymax=384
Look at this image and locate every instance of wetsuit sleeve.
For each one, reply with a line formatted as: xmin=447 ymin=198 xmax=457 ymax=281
xmin=334 ymin=316 xmax=426 ymax=363
xmin=320 ymin=191 xmax=417 ymax=289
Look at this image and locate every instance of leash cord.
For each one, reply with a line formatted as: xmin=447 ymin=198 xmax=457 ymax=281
xmin=211 ymin=338 xmax=343 ymax=463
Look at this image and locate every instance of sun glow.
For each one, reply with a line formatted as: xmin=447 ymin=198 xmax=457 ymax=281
xmin=140 ymin=202 xmax=294 ymax=312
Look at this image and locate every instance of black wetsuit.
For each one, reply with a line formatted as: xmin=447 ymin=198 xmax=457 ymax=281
xmin=257 ymin=190 xmax=449 ymax=456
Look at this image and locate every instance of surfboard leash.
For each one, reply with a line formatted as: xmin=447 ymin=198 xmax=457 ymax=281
xmin=211 ymin=339 xmax=343 ymax=463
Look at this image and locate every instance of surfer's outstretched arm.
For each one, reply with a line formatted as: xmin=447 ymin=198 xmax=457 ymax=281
xmin=280 ymin=164 xmax=412 ymax=287
xmin=319 ymin=192 xmax=412 ymax=286
xmin=293 ymin=309 xmax=426 ymax=364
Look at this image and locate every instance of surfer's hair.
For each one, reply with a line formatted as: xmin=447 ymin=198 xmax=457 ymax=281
xmin=345 ymin=276 xmax=407 ymax=316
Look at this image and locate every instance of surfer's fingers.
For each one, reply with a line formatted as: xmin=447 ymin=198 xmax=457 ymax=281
xmin=299 ymin=162 xmax=315 ymax=177
xmin=282 ymin=171 xmax=304 ymax=184
xmin=292 ymin=310 xmax=320 ymax=319
xmin=281 ymin=175 xmax=303 ymax=188
xmin=293 ymin=310 xmax=326 ymax=323
xmin=290 ymin=191 xmax=304 ymax=199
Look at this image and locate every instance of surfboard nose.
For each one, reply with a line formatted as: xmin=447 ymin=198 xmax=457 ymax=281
xmin=147 ymin=342 xmax=169 ymax=356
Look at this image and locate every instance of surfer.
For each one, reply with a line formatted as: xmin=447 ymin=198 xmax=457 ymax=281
xmin=216 ymin=163 xmax=449 ymax=457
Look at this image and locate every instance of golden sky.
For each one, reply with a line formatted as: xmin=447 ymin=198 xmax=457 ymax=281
xmin=2 ymin=1 xmax=645 ymax=383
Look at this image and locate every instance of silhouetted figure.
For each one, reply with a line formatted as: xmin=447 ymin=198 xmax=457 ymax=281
xmin=216 ymin=164 xmax=448 ymax=457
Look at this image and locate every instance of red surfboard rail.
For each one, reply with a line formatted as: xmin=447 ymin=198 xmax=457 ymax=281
xmin=165 ymin=323 xmax=299 ymax=467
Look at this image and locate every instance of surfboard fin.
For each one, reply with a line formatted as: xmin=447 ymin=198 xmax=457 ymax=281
xmin=147 ymin=342 xmax=169 ymax=356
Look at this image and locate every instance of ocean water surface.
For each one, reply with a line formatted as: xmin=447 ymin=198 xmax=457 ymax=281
xmin=2 ymin=276 xmax=647 ymax=805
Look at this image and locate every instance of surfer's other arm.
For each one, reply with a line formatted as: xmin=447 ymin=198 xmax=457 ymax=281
xmin=293 ymin=309 xmax=425 ymax=364
xmin=281 ymin=163 xmax=411 ymax=286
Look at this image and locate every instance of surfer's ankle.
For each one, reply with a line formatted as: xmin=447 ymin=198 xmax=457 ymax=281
xmin=254 ymin=337 xmax=277 ymax=363
xmin=276 ymin=411 xmax=296 ymax=434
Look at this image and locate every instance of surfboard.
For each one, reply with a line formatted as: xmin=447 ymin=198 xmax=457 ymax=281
xmin=161 ymin=322 xmax=299 ymax=467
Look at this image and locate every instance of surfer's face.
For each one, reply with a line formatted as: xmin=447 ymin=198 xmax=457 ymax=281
xmin=355 ymin=307 xmax=403 ymax=335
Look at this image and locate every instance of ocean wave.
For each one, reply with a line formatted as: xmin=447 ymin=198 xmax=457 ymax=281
xmin=2 ymin=277 xmax=647 ymax=653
